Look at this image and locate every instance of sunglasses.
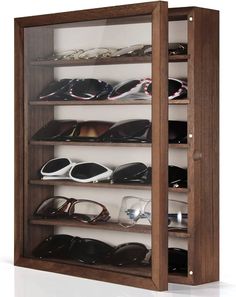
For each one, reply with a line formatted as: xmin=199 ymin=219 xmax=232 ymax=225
xmin=33 ymin=235 xmax=149 ymax=266
xmin=118 ymin=196 xmax=188 ymax=230
xmin=39 ymin=79 xmax=113 ymax=101
xmin=144 ymin=78 xmax=187 ymax=100
xmin=118 ymin=196 xmax=151 ymax=227
xmin=34 ymin=196 xmax=110 ymax=223
xmin=168 ymin=248 xmax=188 ymax=273
xmin=147 ymin=248 xmax=188 ymax=273
xmin=101 ymin=119 xmax=151 ymax=143
xmin=168 ymin=200 xmax=188 ymax=230
xmin=169 ymin=121 xmax=187 ymax=144
xmin=41 ymin=158 xmax=113 ymax=183
xmin=111 ymin=162 xmax=151 ymax=184
xmin=78 ymin=47 xmax=117 ymax=59
xmin=32 ymin=120 xmax=187 ymax=144
xmin=108 ymin=79 xmax=151 ymax=100
xmin=110 ymin=44 xmax=149 ymax=58
xmin=145 ymin=43 xmax=187 ymax=57
xmin=169 ymin=166 xmax=187 ymax=188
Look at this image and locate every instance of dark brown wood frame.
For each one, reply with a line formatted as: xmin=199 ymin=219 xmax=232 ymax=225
xmin=14 ymin=1 xmax=219 ymax=291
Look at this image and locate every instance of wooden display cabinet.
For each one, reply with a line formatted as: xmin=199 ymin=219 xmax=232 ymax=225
xmin=14 ymin=1 xmax=219 ymax=291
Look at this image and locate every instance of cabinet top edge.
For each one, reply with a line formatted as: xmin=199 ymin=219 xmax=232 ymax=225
xmin=14 ymin=3 xmax=219 ymax=28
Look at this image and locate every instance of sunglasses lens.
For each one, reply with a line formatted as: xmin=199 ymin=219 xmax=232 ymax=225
xmin=106 ymin=119 xmax=150 ymax=140
xmin=70 ymin=163 xmax=107 ymax=180
xmin=70 ymin=238 xmax=114 ymax=264
xmin=109 ymin=80 xmax=140 ymax=97
xmin=118 ymin=196 xmax=151 ymax=227
xmin=70 ymin=79 xmax=110 ymax=99
xmin=112 ymin=162 xmax=147 ymax=183
xmin=168 ymin=79 xmax=182 ymax=97
xmin=74 ymin=121 xmax=114 ymax=139
xmin=33 ymin=120 xmax=77 ymax=141
xmin=70 ymin=201 xmax=103 ymax=222
xmin=35 ymin=197 xmax=68 ymax=217
xmin=39 ymin=79 xmax=71 ymax=99
xmin=169 ymin=166 xmax=187 ymax=188
xmin=33 ymin=235 xmax=74 ymax=259
xmin=111 ymin=243 xmax=148 ymax=266
xmin=168 ymin=248 xmax=188 ymax=273
xmin=43 ymin=158 xmax=71 ymax=174
xmin=146 ymin=83 xmax=152 ymax=95
xmin=169 ymin=121 xmax=187 ymax=144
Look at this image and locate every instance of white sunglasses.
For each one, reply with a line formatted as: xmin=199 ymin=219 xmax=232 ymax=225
xmin=41 ymin=157 xmax=113 ymax=183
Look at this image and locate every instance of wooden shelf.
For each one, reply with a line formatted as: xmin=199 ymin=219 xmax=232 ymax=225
xmin=29 ymin=99 xmax=152 ymax=106
xmin=31 ymin=54 xmax=189 ymax=67
xmin=29 ymin=98 xmax=189 ymax=106
xmin=39 ymin=257 xmax=152 ymax=278
xmin=168 ymin=229 xmax=190 ymax=238
xmin=168 ymin=273 xmax=190 ymax=285
xmin=30 ymin=140 xmax=151 ymax=147
xmin=29 ymin=140 xmax=188 ymax=149
xmin=29 ymin=179 xmax=151 ymax=190
xmin=29 ymin=179 xmax=189 ymax=193
xmin=30 ymin=218 xmax=151 ymax=233
xmin=29 ymin=218 xmax=190 ymax=238
xmin=169 ymin=99 xmax=190 ymax=105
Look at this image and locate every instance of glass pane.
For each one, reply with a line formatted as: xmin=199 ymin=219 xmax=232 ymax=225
xmin=24 ymin=15 xmax=152 ymax=278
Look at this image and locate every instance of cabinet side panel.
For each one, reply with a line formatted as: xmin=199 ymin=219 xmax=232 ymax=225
xmin=188 ymin=8 xmax=219 ymax=284
xmin=14 ymin=20 xmax=24 ymax=262
xmin=151 ymin=1 xmax=168 ymax=291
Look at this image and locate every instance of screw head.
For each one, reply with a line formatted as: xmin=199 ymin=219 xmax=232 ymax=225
xmin=189 ymin=16 xmax=193 ymax=21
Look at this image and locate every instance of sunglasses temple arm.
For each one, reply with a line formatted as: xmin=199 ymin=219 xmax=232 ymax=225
xmin=42 ymin=176 xmax=71 ymax=180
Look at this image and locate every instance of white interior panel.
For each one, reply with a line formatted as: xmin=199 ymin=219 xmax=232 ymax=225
xmin=54 ymin=146 xmax=151 ymax=166
xmin=169 ymin=149 xmax=187 ymax=168
xmin=169 ymin=238 xmax=188 ymax=250
xmin=52 ymin=19 xmax=188 ymax=250
xmin=169 ymin=105 xmax=187 ymax=121
xmin=54 ymin=64 xmax=151 ymax=83
xmin=169 ymin=21 xmax=187 ymax=43
xmin=54 ymin=22 xmax=151 ymax=52
xmin=54 ymin=105 xmax=151 ymax=121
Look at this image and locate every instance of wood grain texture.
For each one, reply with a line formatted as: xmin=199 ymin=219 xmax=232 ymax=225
xmin=29 ymin=99 xmax=189 ymax=106
xmin=187 ymin=8 xmax=219 ymax=284
xmin=29 ymin=140 xmax=188 ymax=149
xmin=30 ymin=218 xmax=190 ymax=238
xmin=30 ymin=55 xmax=188 ymax=67
xmin=15 ymin=257 xmax=156 ymax=290
xmin=151 ymin=1 xmax=168 ymax=291
xmin=14 ymin=2 xmax=219 ymax=290
xmin=23 ymin=27 xmax=55 ymax=256
xmin=14 ymin=20 xmax=24 ymax=263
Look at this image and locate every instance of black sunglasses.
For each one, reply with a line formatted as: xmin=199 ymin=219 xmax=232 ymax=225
xmin=111 ymin=162 xmax=151 ymax=184
xmin=32 ymin=119 xmax=152 ymax=143
xmin=33 ymin=235 xmax=149 ymax=266
xmin=39 ymin=79 xmax=113 ymax=101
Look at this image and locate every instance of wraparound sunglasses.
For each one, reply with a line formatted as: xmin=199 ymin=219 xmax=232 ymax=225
xmin=33 ymin=234 xmax=149 ymax=266
xmin=32 ymin=119 xmax=187 ymax=144
xmin=34 ymin=196 xmax=110 ymax=223
xmin=41 ymin=158 xmax=113 ymax=183
xmin=38 ymin=77 xmax=187 ymax=101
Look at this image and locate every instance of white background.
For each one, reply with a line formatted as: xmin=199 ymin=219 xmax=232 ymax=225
xmin=0 ymin=0 xmax=235 ymax=296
